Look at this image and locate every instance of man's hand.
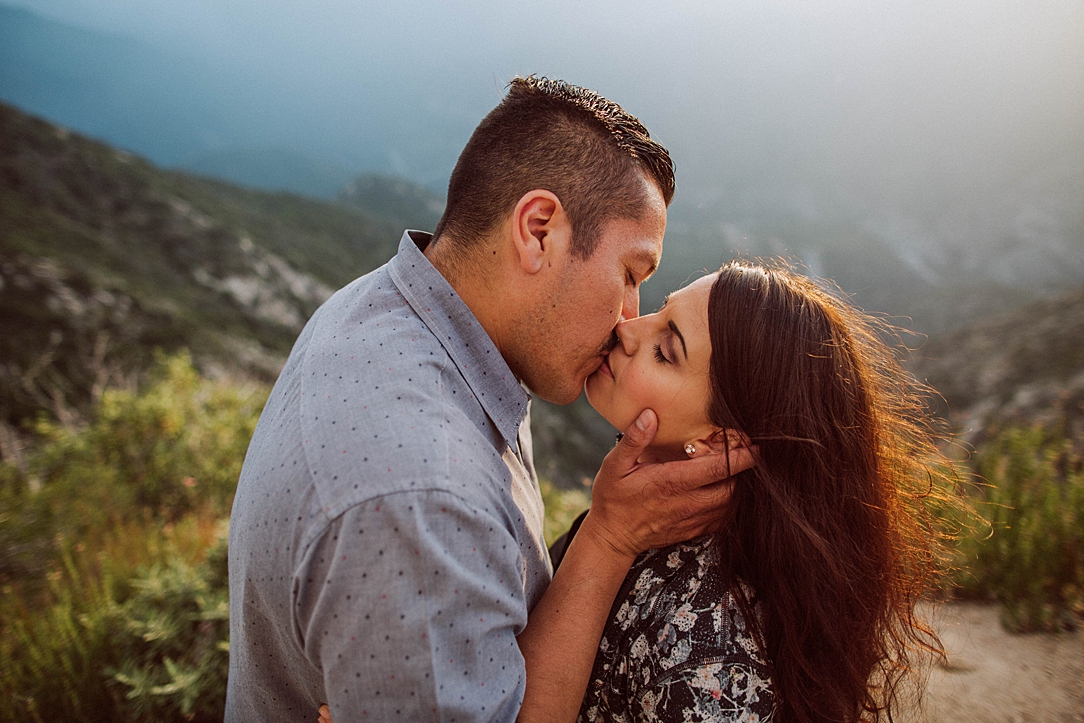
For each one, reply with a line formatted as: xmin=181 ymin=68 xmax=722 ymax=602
xmin=584 ymin=409 xmax=756 ymax=560
xmin=516 ymin=407 xmax=752 ymax=723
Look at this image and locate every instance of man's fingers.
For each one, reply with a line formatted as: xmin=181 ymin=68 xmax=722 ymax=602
xmin=638 ymin=478 xmax=735 ymax=545
xmin=650 ymin=445 xmax=758 ymax=491
xmin=674 ymin=479 xmax=735 ymax=532
xmin=601 ymin=409 xmax=658 ymax=476
xmin=686 ymin=478 xmax=736 ymax=514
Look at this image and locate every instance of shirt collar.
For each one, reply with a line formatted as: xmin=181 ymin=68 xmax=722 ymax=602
xmin=388 ymin=231 xmax=530 ymax=451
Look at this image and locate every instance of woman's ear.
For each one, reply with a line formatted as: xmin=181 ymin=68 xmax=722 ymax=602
xmin=684 ymin=428 xmax=749 ymax=458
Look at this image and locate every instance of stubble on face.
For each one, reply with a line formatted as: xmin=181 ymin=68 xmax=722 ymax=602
xmin=528 ymin=244 xmax=660 ymax=403
xmin=513 ymin=181 xmax=666 ymax=405
xmin=513 ymin=273 xmax=616 ymax=405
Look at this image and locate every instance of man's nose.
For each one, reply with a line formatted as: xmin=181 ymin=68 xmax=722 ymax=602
xmin=619 ymin=285 xmax=640 ymax=323
xmin=614 ymin=316 xmax=639 ymax=355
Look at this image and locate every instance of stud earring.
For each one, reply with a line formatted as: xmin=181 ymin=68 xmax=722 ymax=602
xmin=684 ymin=443 xmax=696 ymax=456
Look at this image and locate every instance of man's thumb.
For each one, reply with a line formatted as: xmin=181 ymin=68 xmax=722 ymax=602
xmin=612 ymin=409 xmax=657 ymax=467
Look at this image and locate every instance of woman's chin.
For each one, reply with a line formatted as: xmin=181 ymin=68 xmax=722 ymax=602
xmin=585 ymin=380 xmax=663 ymax=443
xmin=583 ymin=382 xmax=612 ymax=422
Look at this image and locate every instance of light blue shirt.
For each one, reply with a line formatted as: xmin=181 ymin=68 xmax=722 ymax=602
xmin=227 ymin=231 xmax=552 ymax=722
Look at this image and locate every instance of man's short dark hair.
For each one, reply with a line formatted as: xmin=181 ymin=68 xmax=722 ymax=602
xmin=433 ymin=76 xmax=675 ymax=259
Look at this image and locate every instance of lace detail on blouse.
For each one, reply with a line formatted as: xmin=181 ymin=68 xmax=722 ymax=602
xmin=578 ymin=536 xmax=776 ymax=723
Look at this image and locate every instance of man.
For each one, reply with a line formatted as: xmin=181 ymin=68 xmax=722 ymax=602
xmin=226 ymin=77 xmax=747 ymax=722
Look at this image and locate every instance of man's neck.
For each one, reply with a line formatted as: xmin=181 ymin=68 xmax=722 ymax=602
xmin=424 ymin=233 xmax=517 ymax=375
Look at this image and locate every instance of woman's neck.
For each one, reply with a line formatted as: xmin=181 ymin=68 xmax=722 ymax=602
xmin=637 ymin=445 xmax=687 ymax=465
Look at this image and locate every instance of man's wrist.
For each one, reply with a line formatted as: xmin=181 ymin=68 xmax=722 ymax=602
xmin=572 ymin=510 xmax=640 ymax=567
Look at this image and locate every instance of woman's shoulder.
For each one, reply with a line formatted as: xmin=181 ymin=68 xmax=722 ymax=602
xmin=622 ymin=537 xmax=771 ymax=671
xmin=581 ymin=537 xmax=776 ymax=722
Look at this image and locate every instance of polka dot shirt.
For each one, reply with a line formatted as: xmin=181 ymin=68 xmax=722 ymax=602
xmin=227 ymin=231 xmax=552 ymax=722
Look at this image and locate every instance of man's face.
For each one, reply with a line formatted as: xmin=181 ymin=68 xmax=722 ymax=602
xmin=518 ymin=184 xmax=667 ymax=405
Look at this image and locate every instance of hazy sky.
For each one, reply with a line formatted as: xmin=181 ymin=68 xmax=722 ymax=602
xmin=19 ymin=0 xmax=1082 ymax=185
xmin=11 ymin=0 xmax=1084 ymax=284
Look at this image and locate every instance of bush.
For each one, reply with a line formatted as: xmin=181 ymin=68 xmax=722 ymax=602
xmin=1 ymin=351 xmax=266 ymax=584
xmin=1 ymin=519 xmax=230 ymax=722
xmin=34 ymin=350 xmax=264 ymax=517
xmin=0 ymin=352 xmax=261 ymax=721
xmin=105 ymin=522 xmax=229 ymax=722
xmin=540 ymin=479 xmax=590 ymax=548
xmin=955 ymin=426 xmax=1084 ymax=632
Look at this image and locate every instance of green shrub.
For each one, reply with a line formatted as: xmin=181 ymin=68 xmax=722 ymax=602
xmin=32 ymin=350 xmax=265 ymax=518
xmin=1 ymin=351 xmax=266 ymax=584
xmin=1 ymin=520 xmax=230 ymax=722
xmin=540 ymin=479 xmax=591 ymax=548
xmin=957 ymin=426 xmax=1084 ymax=632
xmin=0 ymin=352 xmax=261 ymax=721
xmin=105 ymin=522 xmax=230 ymax=722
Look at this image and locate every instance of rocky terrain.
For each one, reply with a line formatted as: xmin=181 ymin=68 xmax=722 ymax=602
xmin=909 ymin=288 xmax=1084 ymax=445
xmin=0 ymin=102 xmax=422 ymax=435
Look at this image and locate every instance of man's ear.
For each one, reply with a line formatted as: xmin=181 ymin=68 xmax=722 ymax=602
xmin=510 ymin=189 xmax=571 ymax=275
xmin=685 ymin=428 xmax=750 ymax=457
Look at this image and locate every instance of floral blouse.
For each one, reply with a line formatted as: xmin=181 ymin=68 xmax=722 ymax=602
xmin=577 ymin=535 xmax=777 ymax=723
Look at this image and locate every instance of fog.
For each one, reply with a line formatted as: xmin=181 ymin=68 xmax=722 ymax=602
xmin=7 ymin=0 xmax=1084 ymax=320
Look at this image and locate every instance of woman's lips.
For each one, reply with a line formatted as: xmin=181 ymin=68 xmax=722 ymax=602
xmin=599 ymin=354 xmax=614 ymax=379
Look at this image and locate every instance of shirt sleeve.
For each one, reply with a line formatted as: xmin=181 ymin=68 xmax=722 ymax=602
xmin=294 ymin=488 xmax=530 ymax=722
xmin=635 ymin=659 xmax=776 ymax=723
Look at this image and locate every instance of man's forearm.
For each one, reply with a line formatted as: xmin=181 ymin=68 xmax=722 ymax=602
xmin=515 ymin=511 xmax=636 ymax=723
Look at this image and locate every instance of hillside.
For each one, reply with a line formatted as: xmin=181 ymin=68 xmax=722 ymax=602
xmin=0 ymin=101 xmax=411 ymax=433
xmin=0 ymin=102 xmax=614 ymax=487
xmin=911 ymin=287 xmax=1084 ymax=443
xmin=648 ymin=213 xmax=1053 ymax=338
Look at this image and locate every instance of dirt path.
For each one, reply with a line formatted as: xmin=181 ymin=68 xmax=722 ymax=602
xmin=906 ymin=603 xmax=1084 ymax=723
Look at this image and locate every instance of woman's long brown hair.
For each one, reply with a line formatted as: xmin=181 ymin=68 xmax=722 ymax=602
xmin=707 ymin=262 xmax=950 ymax=723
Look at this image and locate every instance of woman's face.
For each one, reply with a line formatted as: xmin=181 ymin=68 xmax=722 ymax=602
xmin=585 ymin=273 xmax=718 ymax=461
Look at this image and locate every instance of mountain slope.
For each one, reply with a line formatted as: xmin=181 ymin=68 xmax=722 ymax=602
xmin=911 ymin=287 xmax=1084 ymax=441
xmin=0 ymin=101 xmax=405 ymax=428
xmin=0 ymin=101 xmax=608 ymax=488
xmin=339 ymin=174 xmax=445 ymax=231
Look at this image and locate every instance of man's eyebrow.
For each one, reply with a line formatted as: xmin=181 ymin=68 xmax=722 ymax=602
xmin=668 ymin=320 xmax=688 ymax=361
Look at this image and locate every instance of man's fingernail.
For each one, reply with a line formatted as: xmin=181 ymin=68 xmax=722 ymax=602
xmin=636 ymin=410 xmax=652 ymax=431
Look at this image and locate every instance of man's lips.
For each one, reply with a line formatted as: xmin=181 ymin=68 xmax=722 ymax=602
xmin=595 ymin=331 xmax=619 ymax=380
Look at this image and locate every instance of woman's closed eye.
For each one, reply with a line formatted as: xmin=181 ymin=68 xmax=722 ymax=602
xmin=653 ymin=343 xmax=670 ymax=364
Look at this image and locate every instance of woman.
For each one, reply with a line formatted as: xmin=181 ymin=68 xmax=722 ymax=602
xmin=323 ymin=260 xmax=950 ymax=722
xmin=566 ymin=260 xmax=948 ymax=722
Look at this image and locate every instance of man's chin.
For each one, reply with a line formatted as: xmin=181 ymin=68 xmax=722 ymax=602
xmin=525 ymin=376 xmax=585 ymax=406
xmin=546 ymin=386 xmax=585 ymax=406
